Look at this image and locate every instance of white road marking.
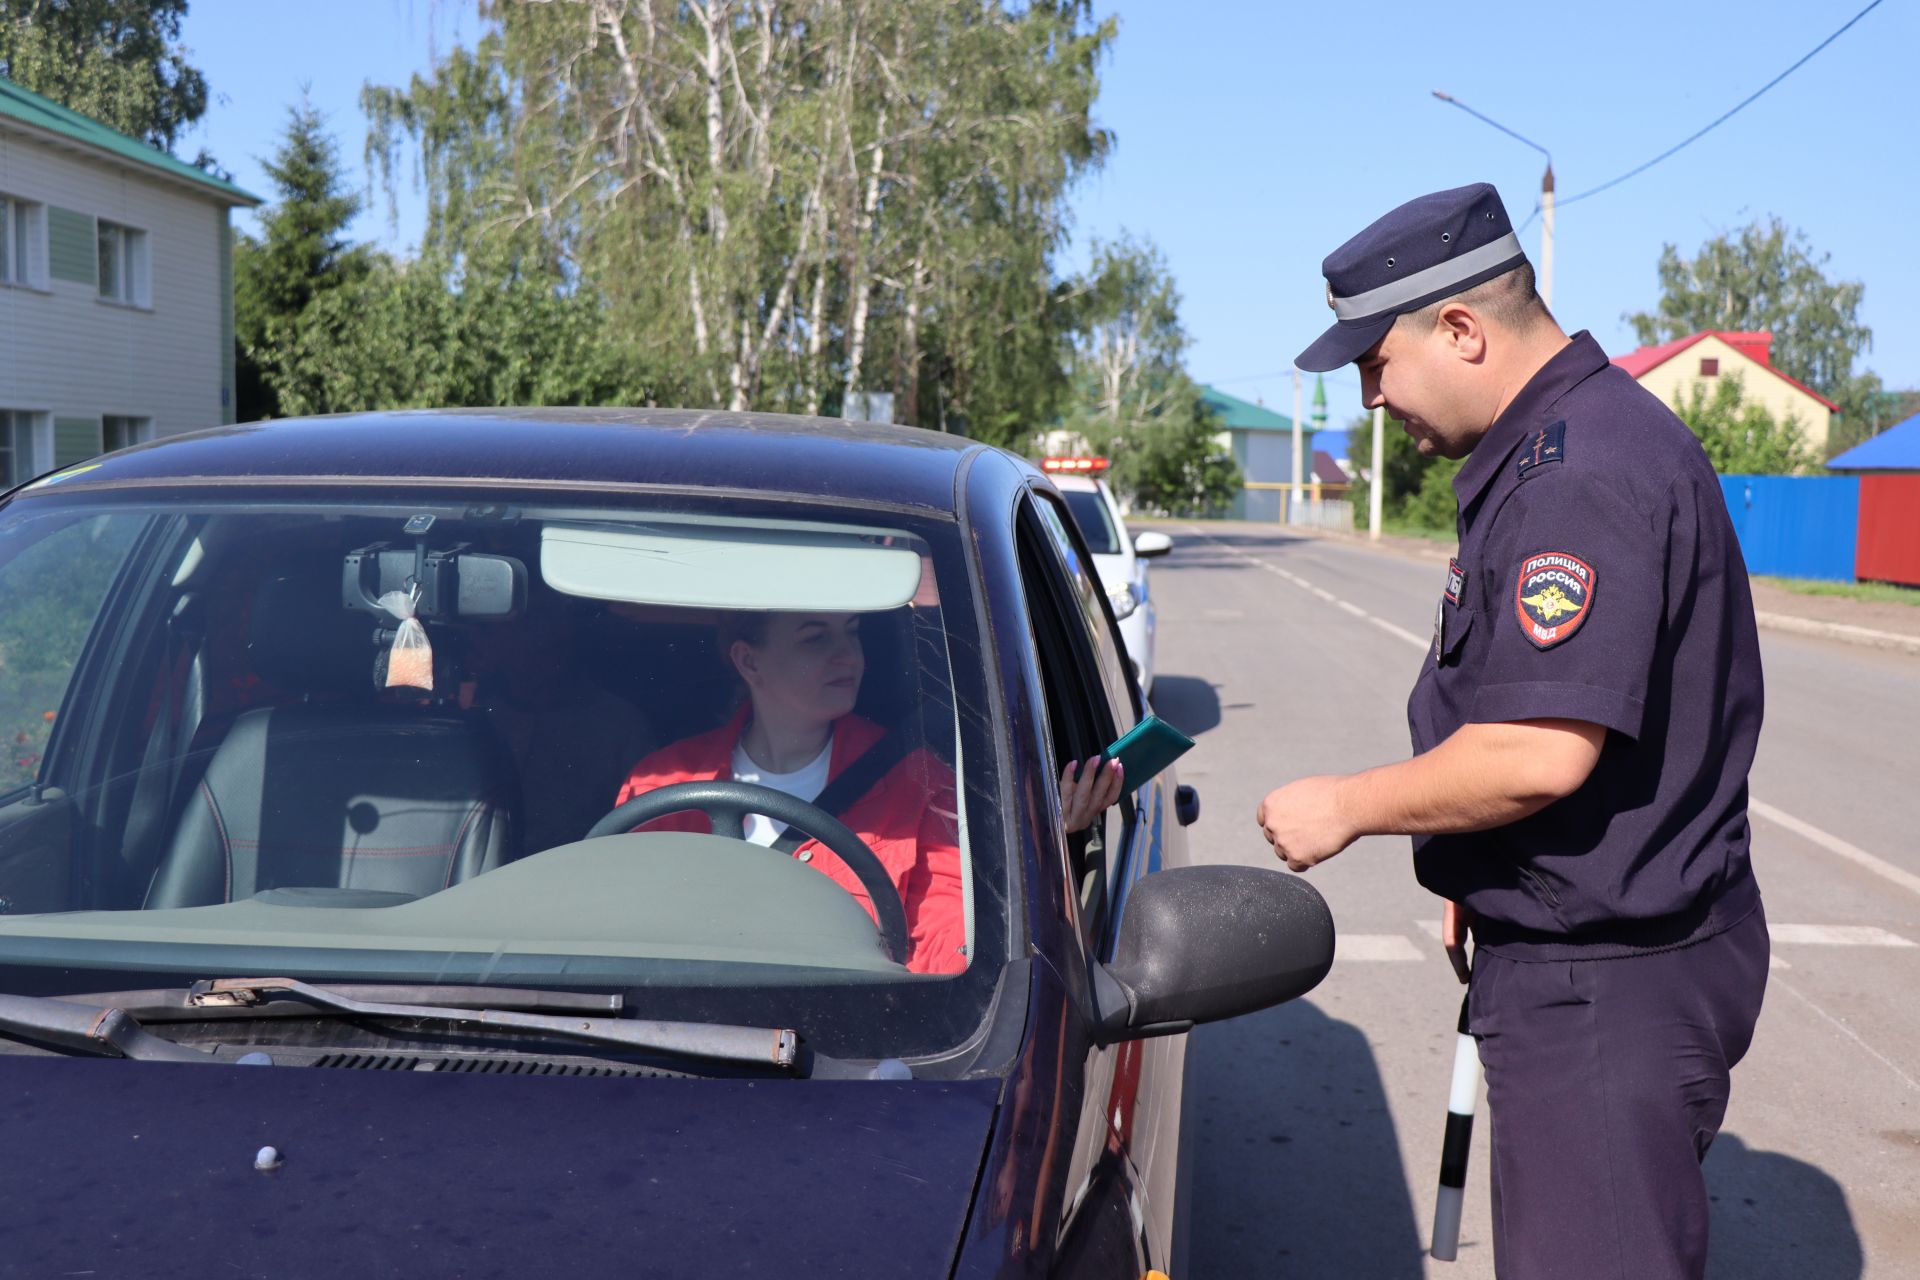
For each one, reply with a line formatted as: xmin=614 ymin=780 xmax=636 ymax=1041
xmin=1750 ymin=799 xmax=1920 ymax=903
xmin=1768 ymin=923 xmax=1917 ymax=948
xmin=1201 ymin=534 xmax=1430 ymax=654
xmin=1417 ymin=917 xmax=1789 ymax=968
xmin=1338 ymin=934 xmax=1425 ymax=962
xmin=1368 ymin=615 xmax=1429 ymax=651
xmin=1775 ymin=975 xmax=1920 ymax=1093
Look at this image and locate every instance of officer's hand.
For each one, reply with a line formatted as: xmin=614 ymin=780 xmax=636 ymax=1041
xmin=1255 ymin=776 xmax=1354 ymax=873
xmin=1441 ymin=899 xmax=1474 ymax=984
xmin=1060 ymin=757 xmax=1123 ymax=834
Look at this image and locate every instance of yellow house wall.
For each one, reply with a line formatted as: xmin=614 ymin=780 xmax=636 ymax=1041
xmin=1631 ymin=334 xmax=1833 ymax=456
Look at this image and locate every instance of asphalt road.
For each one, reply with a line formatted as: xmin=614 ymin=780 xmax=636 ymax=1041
xmin=1149 ymin=523 xmax=1920 ymax=1279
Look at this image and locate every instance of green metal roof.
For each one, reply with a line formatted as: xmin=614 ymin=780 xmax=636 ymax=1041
xmin=0 ymin=75 xmax=260 ymax=205
xmin=1201 ymin=385 xmax=1297 ymax=432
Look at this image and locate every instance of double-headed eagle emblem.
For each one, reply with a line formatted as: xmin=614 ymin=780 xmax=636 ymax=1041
xmin=1520 ymin=583 xmax=1580 ymax=621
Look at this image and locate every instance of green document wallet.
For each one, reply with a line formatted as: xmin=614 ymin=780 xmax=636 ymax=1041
xmin=1101 ymin=714 xmax=1195 ymax=790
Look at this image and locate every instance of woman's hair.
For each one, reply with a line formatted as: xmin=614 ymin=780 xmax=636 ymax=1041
xmin=716 ymin=610 xmax=774 ymax=706
xmin=716 ymin=610 xmax=774 ymax=657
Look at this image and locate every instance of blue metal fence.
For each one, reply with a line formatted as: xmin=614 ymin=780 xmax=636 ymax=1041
xmin=1717 ymin=475 xmax=1860 ymax=582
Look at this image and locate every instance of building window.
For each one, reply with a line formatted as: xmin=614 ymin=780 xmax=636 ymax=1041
xmin=1699 ymin=357 xmax=1719 ymax=377
xmin=96 ymin=220 xmax=149 ymax=306
xmin=0 ymin=195 xmax=44 ymax=287
xmin=0 ymin=411 xmax=49 ymax=487
xmin=102 ymin=415 xmax=152 ymax=452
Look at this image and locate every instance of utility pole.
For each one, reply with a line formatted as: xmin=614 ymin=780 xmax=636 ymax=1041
xmin=1370 ymin=406 xmax=1384 ymax=541
xmin=1539 ymin=163 xmax=1555 ymax=309
xmin=1291 ymin=368 xmax=1304 ymax=526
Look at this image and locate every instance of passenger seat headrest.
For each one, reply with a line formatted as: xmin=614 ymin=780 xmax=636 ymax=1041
xmin=248 ymin=565 xmax=383 ymax=696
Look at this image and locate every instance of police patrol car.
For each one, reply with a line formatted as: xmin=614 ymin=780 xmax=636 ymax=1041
xmin=1041 ymin=457 xmax=1172 ymax=695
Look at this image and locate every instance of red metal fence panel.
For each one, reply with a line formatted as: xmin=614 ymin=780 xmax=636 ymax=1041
xmin=1856 ymin=475 xmax=1920 ymax=587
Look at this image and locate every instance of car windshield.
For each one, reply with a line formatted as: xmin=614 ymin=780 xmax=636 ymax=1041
xmin=0 ymin=482 xmax=1006 ymax=1060
xmin=1061 ymin=487 xmax=1121 ymax=555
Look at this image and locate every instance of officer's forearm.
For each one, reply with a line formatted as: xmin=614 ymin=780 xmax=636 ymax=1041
xmin=1336 ymin=719 xmax=1605 ymax=838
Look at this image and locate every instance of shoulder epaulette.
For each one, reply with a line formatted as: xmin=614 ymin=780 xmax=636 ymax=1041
xmin=1516 ymin=420 xmax=1566 ymax=479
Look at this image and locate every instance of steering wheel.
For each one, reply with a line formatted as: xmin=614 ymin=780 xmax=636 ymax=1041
xmin=585 ymin=781 xmax=910 ymax=965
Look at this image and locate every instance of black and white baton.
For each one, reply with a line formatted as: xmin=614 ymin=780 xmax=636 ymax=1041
xmin=1430 ymin=993 xmax=1477 ymax=1262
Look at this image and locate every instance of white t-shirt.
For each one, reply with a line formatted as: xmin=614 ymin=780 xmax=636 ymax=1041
xmin=730 ymin=736 xmax=833 ymax=847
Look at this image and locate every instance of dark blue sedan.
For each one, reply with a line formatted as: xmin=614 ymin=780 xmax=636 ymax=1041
xmin=0 ymin=410 xmax=1332 ymax=1277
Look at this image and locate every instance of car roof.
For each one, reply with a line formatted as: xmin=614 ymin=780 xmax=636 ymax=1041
xmin=1048 ymin=474 xmax=1102 ymax=494
xmin=27 ymin=409 xmax=1003 ymax=516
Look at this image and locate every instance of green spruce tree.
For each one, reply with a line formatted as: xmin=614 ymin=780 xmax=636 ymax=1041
xmin=233 ymin=98 xmax=368 ymax=420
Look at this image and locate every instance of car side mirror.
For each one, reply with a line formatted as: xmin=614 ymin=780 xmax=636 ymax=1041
xmin=1091 ymin=864 xmax=1334 ymax=1042
xmin=1133 ymin=531 xmax=1174 ymax=559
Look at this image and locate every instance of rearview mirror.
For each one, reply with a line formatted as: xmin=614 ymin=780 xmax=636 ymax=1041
xmin=1092 ymin=864 xmax=1334 ymax=1042
xmin=1133 ymin=531 xmax=1174 ymax=559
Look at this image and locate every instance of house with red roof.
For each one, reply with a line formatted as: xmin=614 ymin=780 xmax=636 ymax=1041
xmin=1612 ymin=331 xmax=1838 ymax=456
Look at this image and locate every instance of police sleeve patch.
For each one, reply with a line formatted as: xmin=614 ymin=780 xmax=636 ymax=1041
xmin=1514 ymin=552 xmax=1594 ymax=649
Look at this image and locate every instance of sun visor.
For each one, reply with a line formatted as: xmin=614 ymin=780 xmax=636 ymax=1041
xmin=540 ymin=523 xmax=923 ymax=612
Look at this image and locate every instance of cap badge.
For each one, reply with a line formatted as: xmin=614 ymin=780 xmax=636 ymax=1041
xmin=1325 ymin=280 xmax=1337 ymax=311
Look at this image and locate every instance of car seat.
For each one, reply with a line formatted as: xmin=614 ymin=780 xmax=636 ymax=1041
xmin=143 ymin=563 xmax=516 ymax=909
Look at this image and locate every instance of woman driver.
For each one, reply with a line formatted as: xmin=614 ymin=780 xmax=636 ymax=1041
xmin=613 ymin=611 xmax=1123 ymax=975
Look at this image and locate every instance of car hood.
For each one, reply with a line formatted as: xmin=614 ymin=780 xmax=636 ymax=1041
xmin=0 ymin=1055 xmax=1001 ymax=1278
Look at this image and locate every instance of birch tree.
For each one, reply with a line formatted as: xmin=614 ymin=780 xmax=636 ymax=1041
xmin=352 ymin=0 xmax=1112 ymax=446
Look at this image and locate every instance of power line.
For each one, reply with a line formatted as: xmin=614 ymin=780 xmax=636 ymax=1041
xmin=1558 ymin=0 xmax=1887 ymax=208
xmin=1431 ymin=92 xmax=1550 ymax=163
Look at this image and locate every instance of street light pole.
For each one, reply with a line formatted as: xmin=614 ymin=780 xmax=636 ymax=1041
xmin=1431 ymin=91 xmax=1554 ymax=307
xmin=1291 ymin=368 xmax=1304 ymax=526
xmin=1540 ymin=163 xmax=1555 ymax=309
xmin=1370 ymin=406 xmax=1384 ymax=542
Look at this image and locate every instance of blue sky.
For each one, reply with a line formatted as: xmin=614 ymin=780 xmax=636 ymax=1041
xmin=178 ymin=0 xmax=1916 ymax=422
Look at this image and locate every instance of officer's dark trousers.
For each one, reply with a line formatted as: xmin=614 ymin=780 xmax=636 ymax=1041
xmin=1468 ymin=905 xmax=1769 ymax=1280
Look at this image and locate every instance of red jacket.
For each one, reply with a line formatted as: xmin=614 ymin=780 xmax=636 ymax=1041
xmin=614 ymin=708 xmax=968 ymax=975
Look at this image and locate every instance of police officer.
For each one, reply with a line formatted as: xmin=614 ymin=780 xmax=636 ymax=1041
xmin=1256 ymin=183 xmax=1768 ymax=1280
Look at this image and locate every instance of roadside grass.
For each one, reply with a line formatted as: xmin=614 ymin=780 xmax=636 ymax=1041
xmin=1758 ymin=576 xmax=1920 ymax=607
xmin=1376 ymin=518 xmax=1452 ymax=544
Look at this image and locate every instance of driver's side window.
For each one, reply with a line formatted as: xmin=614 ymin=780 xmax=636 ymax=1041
xmin=1017 ymin=493 xmax=1138 ymax=953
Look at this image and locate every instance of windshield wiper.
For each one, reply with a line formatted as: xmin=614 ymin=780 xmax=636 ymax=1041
xmin=0 ymin=992 xmax=210 ymax=1063
xmin=188 ymin=977 xmax=801 ymax=1071
xmin=69 ymin=982 xmax=625 ymax=1022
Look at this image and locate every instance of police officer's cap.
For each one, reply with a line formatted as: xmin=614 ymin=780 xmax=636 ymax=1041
xmin=1296 ymin=183 xmax=1530 ymax=372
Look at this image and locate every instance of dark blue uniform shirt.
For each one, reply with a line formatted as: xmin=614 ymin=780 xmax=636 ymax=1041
xmin=1408 ymin=332 xmax=1764 ymax=960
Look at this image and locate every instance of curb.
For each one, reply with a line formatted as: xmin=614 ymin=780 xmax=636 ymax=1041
xmin=1754 ymin=611 xmax=1920 ymax=657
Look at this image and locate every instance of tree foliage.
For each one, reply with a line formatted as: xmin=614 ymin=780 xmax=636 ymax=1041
xmin=1672 ymin=374 xmax=1813 ymax=476
xmin=1057 ymin=235 xmax=1236 ymax=515
xmin=341 ymin=0 xmax=1114 ymax=446
xmin=234 ymin=99 xmax=372 ymax=420
xmin=264 ymin=251 xmax=654 ymax=416
xmin=1344 ymin=412 xmax=1425 ymax=530
xmin=0 ymin=0 xmax=208 ymax=153
xmin=1626 ymin=218 xmax=1881 ymax=453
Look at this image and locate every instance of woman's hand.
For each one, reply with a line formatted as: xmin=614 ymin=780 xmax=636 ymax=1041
xmin=1060 ymin=757 xmax=1124 ymax=833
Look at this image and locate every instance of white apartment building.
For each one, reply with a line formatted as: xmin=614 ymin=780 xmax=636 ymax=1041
xmin=0 ymin=75 xmax=260 ymax=486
